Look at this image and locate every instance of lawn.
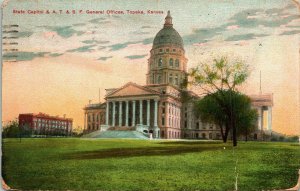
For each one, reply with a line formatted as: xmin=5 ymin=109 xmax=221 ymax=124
xmin=2 ymin=138 xmax=300 ymax=191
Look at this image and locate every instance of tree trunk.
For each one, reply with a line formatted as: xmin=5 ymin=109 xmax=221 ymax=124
xmin=223 ymin=123 xmax=231 ymax=143
xmin=232 ymin=121 xmax=237 ymax=147
xmin=219 ymin=123 xmax=227 ymax=143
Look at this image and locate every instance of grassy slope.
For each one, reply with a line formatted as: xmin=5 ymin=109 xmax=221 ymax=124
xmin=2 ymin=138 xmax=300 ymax=191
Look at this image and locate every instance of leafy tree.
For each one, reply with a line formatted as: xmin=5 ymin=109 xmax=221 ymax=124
xmin=2 ymin=120 xmax=20 ymax=138
xmin=194 ymin=92 xmax=228 ymax=142
xmin=194 ymin=90 xmax=257 ymax=143
xmin=190 ymin=56 xmax=253 ymax=146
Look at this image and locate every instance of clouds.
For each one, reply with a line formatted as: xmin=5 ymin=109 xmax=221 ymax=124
xmin=44 ymin=26 xmax=84 ymax=38
xmin=182 ymin=4 xmax=299 ymax=45
xmin=109 ymin=41 xmax=140 ymax=51
xmin=82 ymin=40 xmax=110 ymax=44
xmin=3 ymin=51 xmax=49 ymax=61
xmin=67 ymin=45 xmax=96 ymax=52
xmin=5 ymin=1 xmax=299 ymax=64
xmin=17 ymin=31 xmax=33 ymax=38
xmin=98 ymin=56 xmax=112 ymax=61
xmin=125 ymin=54 xmax=148 ymax=59
xmin=225 ymin=33 xmax=269 ymax=41
xmin=280 ymin=30 xmax=300 ymax=36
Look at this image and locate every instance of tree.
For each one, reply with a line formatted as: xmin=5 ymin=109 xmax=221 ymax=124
xmin=194 ymin=92 xmax=228 ymax=142
xmin=2 ymin=119 xmax=20 ymax=138
xmin=235 ymin=100 xmax=257 ymax=141
xmin=189 ymin=56 xmax=252 ymax=146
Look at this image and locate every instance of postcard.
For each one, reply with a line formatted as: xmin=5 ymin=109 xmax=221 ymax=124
xmin=1 ymin=0 xmax=300 ymax=190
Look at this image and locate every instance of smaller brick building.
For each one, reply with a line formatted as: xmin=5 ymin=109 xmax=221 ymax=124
xmin=18 ymin=113 xmax=73 ymax=136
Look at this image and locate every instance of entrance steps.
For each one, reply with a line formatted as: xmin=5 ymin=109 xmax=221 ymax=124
xmin=82 ymin=130 xmax=149 ymax=139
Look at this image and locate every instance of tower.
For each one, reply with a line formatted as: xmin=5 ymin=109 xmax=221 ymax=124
xmin=146 ymin=11 xmax=188 ymax=88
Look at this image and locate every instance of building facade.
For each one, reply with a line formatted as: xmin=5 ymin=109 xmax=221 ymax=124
xmin=83 ymin=103 xmax=106 ymax=133
xmin=19 ymin=113 xmax=73 ymax=136
xmin=83 ymin=11 xmax=273 ymax=140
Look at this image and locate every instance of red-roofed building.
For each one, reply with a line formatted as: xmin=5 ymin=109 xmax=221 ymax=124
xmin=18 ymin=113 xmax=73 ymax=136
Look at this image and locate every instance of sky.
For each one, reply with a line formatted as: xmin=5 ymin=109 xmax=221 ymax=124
xmin=2 ymin=0 xmax=300 ymax=135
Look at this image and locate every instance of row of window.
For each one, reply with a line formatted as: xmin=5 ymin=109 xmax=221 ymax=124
xmin=33 ymin=123 xmax=69 ymax=129
xmin=87 ymin=124 xmax=101 ymax=131
xmin=161 ymin=102 xmax=180 ymax=116
xmin=191 ymin=132 xmax=221 ymax=139
xmin=33 ymin=118 xmax=70 ymax=125
xmin=87 ymin=113 xmax=103 ymax=122
xmin=153 ymin=73 xmax=180 ymax=85
xmin=157 ymin=58 xmax=180 ymax=68
xmin=158 ymin=48 xmax=182 ymax=54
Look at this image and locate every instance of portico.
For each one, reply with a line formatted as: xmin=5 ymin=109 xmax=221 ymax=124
xmin=101 ymin=82 xmax=161 ymax=137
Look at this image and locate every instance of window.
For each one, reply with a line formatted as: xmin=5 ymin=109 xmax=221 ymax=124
xmin=196 ymin=122 xmax=199 ymax=129
xmin=152 ymin=74 xmax=155 ymax=84
xmin=166 ymin=49 xmax=169 ymax=52
xmin=209 ymin=133 xmax=213 ymax=139
xmin=175 ymin=74 xmax=178 ymax=85
xmin=175 ymin=59 xmax=179 ymax=67
xmin=159 ymin=49 xmax=163 ymax=53
xmin=158 ymin=58 xmax=163 ymax=67
xmin=162 ymin=117 xmax=165 ymax=126
xmin=169 ymin=74 xmax=173 ymax=84
xmin=173 ymin=49 xmax=176 ymax=52
xmin=169 ymin=58 xmax=173 ymax=66
xmin=158 ymin=75 xmax=161 ymax=83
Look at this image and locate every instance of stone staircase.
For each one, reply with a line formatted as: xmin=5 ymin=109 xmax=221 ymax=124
xmin=82 ymin=130 xmax=149 ymax=139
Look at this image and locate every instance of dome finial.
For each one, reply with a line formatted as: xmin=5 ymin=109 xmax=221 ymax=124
xmin=164 ymin=10 xmax=173 ymax=27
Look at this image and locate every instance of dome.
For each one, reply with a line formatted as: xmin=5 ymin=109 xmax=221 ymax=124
xmin=153 ymin=27 xmax=183 ymax=48
xmin=153 ymin=11 xmax=183 ymax=49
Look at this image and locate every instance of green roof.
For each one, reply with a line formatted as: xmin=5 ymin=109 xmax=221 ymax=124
xmin=153 ymin=26 xmax=183 ymax=48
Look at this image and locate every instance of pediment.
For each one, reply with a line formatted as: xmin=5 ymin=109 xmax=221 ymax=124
xmin=106 ymin=82 xmax=160 ymax=98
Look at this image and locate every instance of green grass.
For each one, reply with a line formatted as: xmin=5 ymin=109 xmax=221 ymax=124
xmin=2 ymin=138 xmax=300 ymax=191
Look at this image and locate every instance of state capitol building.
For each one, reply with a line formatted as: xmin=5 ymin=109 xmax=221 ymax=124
xmin=83 ymin=11 xmax=273 ymax=140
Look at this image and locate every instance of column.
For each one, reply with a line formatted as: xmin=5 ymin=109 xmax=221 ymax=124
xmin=257 ymin=107 xmax=262 ymax=130
xmin=132 ymin=101 xmax=136 ymax=126
xmin=119 ymin=101 xmax=122 ymax=126
xmin=112 ymin=101 xmax=116 ymax=126
xmin=165 ymin=102 xmax=169 ymax=127
xmin=147 ymin=100 xmax=150 ymax=126
xmin=260 ymin=108 xmax=264 ymax=130
xmin=139 ymin=100 xmax=143 ymax=125
xmin=154 ymin=100 xmax=158 ymax=127
xmin=125 ymin=101 xmax=129 ymax=126
xmin=268 ymin=106 xmax=272 ymax=131
xmin=105 ymin=102 xmax=109 ymax=125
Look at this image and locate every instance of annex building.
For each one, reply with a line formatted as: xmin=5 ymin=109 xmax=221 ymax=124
xmin=83 ymin=12 xmax=273 ymax=140
xmin=19 ymin=113 xmax=73 ymax=136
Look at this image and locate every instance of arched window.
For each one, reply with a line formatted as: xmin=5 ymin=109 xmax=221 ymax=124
xmin=169 ymin=58 xmax=173 ymax=66
xmin=175 ymin=59 xmax=179 ymax=67
xmin=158 ymin=58 xmax=163 ymax=67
